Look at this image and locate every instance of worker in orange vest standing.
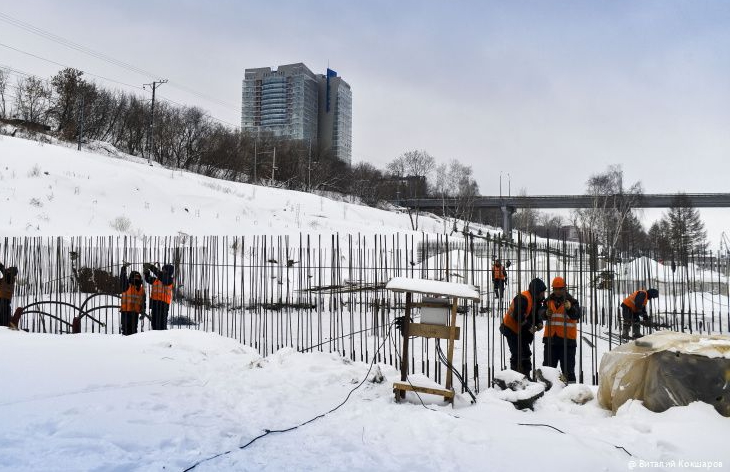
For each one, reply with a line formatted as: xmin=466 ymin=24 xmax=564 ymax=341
xmin=119 ymin=263 xmax=145 ymax=335
xmin=620 ymin=288 xmax=659 ymax=340
xmin=542 ymin=277 xmax=581 ymax=383
xmin=492 ymin=259 xmax=508 ymax=300
xmin=144 ymin=263 xmax=175 ymax=330
xmin=500 ymin=278 xmax=547 ymax=377
xmin=0 ymin=263 xmax=18 ymax=327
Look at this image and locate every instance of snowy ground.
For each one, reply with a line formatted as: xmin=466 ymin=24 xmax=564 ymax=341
xmin=1 ymin=328 xmax=727 ymax=472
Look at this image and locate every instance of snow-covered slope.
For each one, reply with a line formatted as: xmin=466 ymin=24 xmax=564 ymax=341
xmin=0 ymin=133 xmax=460 ymax=237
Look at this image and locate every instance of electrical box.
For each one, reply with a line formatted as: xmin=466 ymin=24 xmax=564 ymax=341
xmin=420 ymin=297 xmax=452 ymax=325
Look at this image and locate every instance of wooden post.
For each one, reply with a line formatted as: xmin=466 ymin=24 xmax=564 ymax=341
xmin=399 ymin=292 xmax=412 ymax=398
xmin=445 ymin=296 xmax=458 ymax=392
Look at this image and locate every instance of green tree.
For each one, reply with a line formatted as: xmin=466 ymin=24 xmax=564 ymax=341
xmin=661 ymin=193 xmax=708 ymax=263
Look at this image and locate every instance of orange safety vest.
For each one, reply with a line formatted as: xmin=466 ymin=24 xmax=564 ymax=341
xmin=544 ymin=299 xmax=577 ymax=340
xmin=622 ymin=290 xmax=648 ymax=313
xmin=492 ymin=264 xmax=506 ymax=280
xmin=0 ymin=279 xmax=14 ymax=300
xmin=503 ymin=290 xmax=533 ymax=333
xmin=151 ymin=279 xmax=173 ymax=304
xmin=121 ymin=285 xmax=145 ymax=313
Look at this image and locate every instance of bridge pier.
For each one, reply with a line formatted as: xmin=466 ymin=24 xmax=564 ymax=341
xmin=501 ymin=205 xmax=515 ymax=238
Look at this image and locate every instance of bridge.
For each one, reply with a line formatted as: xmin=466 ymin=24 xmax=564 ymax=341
xmin=397 ymin=193 xmax=730 ymax=233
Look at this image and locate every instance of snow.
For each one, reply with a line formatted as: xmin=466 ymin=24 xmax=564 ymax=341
xmin=1 ymin=133 xmax=729 ymax=471
xmin=1 ymin=327 xmax=727 ymax=472
xmin=0 ymin=133 xmax=470 ymax=238
xmin=385 ymin=277 xmax=481 ymax=300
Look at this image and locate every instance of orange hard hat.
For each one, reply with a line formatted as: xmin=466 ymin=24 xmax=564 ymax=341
xmin=552 ymin=276 xmax=566 ymax=288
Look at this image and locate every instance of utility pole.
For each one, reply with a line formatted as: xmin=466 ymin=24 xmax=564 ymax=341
xmin=270 ymin=147 xmax=277 ymax=185
xmin=143 ymin=79 xmax=167 ymax=165
xmin=76 ymin=94 xmax=84 ymax=151
xmin=254 ymin=139 xmax=257 ymax=183
xmin=307 ymin=138 xmax=312 ymax=192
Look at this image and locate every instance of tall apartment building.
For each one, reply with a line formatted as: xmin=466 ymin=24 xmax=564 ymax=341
xmin=242 ymin=63 xmax=352 ymax=165
xmin=318 ymin=68 xmax=352 ymax=166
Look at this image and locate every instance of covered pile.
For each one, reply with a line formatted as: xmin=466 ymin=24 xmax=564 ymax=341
xmin=598 ymin=331 xmax=730 ymax=416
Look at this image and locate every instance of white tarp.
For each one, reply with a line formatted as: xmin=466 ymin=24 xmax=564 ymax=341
xmin=598 ymin=331 xmax=730 ymax=416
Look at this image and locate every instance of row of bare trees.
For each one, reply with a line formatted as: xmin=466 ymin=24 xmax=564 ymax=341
xmin=0 ymin=67 xmax=357 ymax=192
xmin=512 ymin=164 xmax=708 ymax=259
xmin=3 ymin=68 xmax=704 ymax=250
xmin=0 ymin=68 xmax=479 ymax=221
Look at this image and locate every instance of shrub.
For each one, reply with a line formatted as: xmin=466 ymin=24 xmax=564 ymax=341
xmin=110 ymin=215 xmax=132 ymax=232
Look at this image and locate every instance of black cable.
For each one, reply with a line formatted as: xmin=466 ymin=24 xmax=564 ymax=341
xmin=517 ymin=422 xmax=565 ymax=434
xmin=389 ymin=325 xmax=440 ymax=413
xmin=435 ymin=342 xmax=477 ymax=403
xmin=516 ymin=423 xmax=633 ymax=456
xmin=183 ymin=321 xmax=396 ymax=472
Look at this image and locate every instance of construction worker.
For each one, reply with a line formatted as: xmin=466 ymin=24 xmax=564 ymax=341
xmin=500 ymin=278 xmax=547 ymax=377
xmin=542 ymin=277 xmax=582 ymax=383
xmin=119 ymin=264 xmax=145 ymax=335
xmin=492 ymin=259 xmax=507 ymax=299
xmin=620 ymin=288 xmax=659 ymax=340
xmin=0 ymin=263 xmax=18 ymax=327
xmin=144 ymin=263 xmax=175 ymax=330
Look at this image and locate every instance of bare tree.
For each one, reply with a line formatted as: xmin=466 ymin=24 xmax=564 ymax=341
xmin=49 ymin=68 xmax=86 ymax=138
xmin=0 ymin=68 xmax=8 ymax=119
xmin=513 ymin=188 xmax=539 ymax=234
xmin=573 ymin=164 xmax=643 ymax=259
xmin=388 ymin=149 xmax=435 ymax=230
xmin=14 ymin=76 xmax=51 ymax=124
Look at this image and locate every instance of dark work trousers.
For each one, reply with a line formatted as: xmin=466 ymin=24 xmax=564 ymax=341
xmin=493 ymin=279 xmax=505 ymax=299
xmin=0 ymin=298 xmax=11 ymax=326
xmin=150 ymin=299 xmax=169 ymax=330
xmin=543 ymin=339 xmax=577 ymax=382
xmin=501 ymin=324 xmax=533 ymax=376
xmin=120 ymin=311 xmax=139 ymax=335
xmin=621 ymin=305 xmax=642 ymax=338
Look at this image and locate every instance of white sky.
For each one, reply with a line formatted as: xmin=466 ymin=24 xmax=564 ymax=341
xmin=1 ymin=0 xmax=729 ymax=243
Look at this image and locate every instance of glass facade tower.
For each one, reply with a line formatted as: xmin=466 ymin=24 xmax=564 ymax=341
xmin=242 ymin=63 xmax=319 ymax=141
xmin=243 ymin=63 xmax=352 ymax=165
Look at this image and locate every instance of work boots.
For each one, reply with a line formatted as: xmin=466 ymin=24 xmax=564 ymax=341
xmin=621 ymin=324 xmax=630 ymax=340
xmin=632 ymin=323 xmax=642 ymax=339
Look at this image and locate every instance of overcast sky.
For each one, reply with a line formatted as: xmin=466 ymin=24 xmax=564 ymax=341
xmin=2 ymin=0 xmax=729 ymax=243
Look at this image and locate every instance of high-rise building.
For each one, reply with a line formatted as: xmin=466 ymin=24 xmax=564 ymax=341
xmin=317 ymin=68 xmax=352 ymax=165
xmin=241 ymin=63 xmax=319 ymax=141
xmin=242 ymin=63 xmax=352 ymax=165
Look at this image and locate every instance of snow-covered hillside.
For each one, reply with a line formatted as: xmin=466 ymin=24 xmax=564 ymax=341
xmin=0 ymin=132 xmax=466 ymax=237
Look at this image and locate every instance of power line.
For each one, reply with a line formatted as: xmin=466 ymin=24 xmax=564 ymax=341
xmin=0 ymin=11 xmax=158 ymax=78
xmin=0 ymin=11 xmax=240 ymax=111
xmin=0 ymin=46 xmax=240 ymax=129
xmin=0 ymin=41 xmax=144 ymax=91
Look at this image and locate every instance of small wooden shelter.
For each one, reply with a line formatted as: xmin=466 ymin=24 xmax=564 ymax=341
xmin=385 ymin=277 xmax=481 ymax=403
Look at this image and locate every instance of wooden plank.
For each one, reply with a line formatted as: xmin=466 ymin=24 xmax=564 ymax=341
xmin=408 ymin=323 xmax=460 ymax=340
xmin=392 ymin=382 xmax=454 ymax=399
